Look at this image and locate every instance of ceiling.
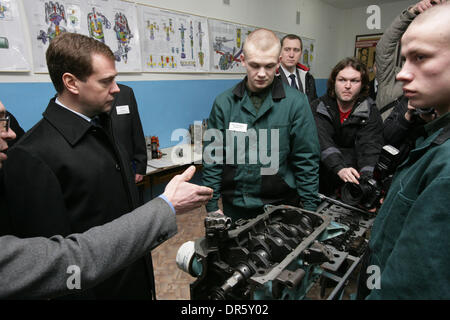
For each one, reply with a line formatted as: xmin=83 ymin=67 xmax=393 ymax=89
xmin=320 ymin=0 xmax=401 ymax=9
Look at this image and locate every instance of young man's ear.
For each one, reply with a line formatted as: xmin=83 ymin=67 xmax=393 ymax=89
xmin=240 ymin=53 xmax=246 ymax=67
xmin=62 ymin=73 xmax=80 ymax=95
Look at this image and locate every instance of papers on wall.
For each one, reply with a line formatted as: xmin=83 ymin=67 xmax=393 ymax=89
xmin=4 ymin=1 xmax=316 ymax=74
xmin=138 ymin=5 xmax=210 ymax=72
xmin=23 ymin=0 xmax=141 ymax=73
xmin=208 ymin=19 xmax=253 ymax=74
xmin=0 ymin=0 xmax=30 ymax=72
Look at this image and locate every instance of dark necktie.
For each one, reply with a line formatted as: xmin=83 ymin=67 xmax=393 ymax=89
xmin=91 ymin=116 xmax=102 ymax=128
xmin=292 ymin=73 xmax=304 ymax=93
xmin=289 ymin=74 xmax=298 ymax=90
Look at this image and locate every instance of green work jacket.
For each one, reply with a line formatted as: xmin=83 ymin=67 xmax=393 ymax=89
xmin=367 ymin=112 xmax=450 ymax=299
xmin=202 ymin=77 xmax=320 ymax=217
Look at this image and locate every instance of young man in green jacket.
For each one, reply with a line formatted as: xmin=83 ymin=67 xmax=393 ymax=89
xmin=202 ymin=29 xmax=320 ymax=221
xmin=363 ymin=3 xmax=450 ymax=299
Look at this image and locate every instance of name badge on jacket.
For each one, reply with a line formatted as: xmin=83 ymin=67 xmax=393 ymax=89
xmin=116 ymin=105 xmax=130 ymax=115
xmin=229 ymin=122 xmax=247 ymax=133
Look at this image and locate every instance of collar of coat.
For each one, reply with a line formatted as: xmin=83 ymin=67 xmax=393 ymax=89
xmin=43 ymin=98 xmax=104 ymax=146
xmin=316 ymin=95 xmax=374 ymax=121
xmin=232 ymin=76 xmax=286 ymax=101
xmin=426 ymin=112 xmax=450 ymax=146
xmin=275 ymin=62 xmax=310 ymax=76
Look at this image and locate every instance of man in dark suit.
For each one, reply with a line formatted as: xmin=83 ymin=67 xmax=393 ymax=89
xmin=111 ymin=84 xmax=147 ymax=184
xmin=276 ymin=34 xmax=318 ymax=104
xmin=1 ymin=160 xmax=207 ymax=299
xmin=1 ymin=99 xmax=213 ymax=299
xmin=1 ymin=33 xmax=154 ymax=299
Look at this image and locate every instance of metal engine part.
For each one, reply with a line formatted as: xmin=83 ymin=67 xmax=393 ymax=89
xmin=176 ymin=198 xmax=374 ymax=300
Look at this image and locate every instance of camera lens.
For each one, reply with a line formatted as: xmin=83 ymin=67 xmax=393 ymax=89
xmin=341 ymin=182 xmax=363 ymax=206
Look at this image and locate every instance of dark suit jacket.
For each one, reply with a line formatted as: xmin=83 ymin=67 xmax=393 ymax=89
xmin=111 ymin=84 xmax=147 ymax=175
xmin=277 ymin=66 xmax=318 ymax=104
xmin=1 ymin=99 xmax=152 ymax=299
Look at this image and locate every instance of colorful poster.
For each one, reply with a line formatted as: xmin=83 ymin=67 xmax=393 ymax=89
xmin=87 ymin=0 xmax=142 ymax=72
xmin=300 ymin=37 xmax=316 ymax=73
xmin=354 ymin=33 xmax=382 ymax=81
xmin=24 ymin=0 xmax=141 ymax=73
xmin=138 ymin=5 xmax=209 ymax=72
xmin=208 ymin=19 xmax=253 ymax=73
xmin=0 ymin=0 xmax=30 ymax=71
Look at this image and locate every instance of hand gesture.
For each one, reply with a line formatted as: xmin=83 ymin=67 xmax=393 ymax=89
xmin=163 ymin=166 xmax=213 ymax=214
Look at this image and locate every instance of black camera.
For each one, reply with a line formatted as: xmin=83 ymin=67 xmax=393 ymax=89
xmin=341 ymin=145 xmax=400 ymax=210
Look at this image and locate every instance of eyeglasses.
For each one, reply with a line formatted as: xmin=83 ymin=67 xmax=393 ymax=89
xmin=0 ymin=114 xmax=10 ymax=133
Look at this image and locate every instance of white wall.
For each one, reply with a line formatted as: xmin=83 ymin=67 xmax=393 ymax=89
xmin=0 ymin=0 xmax=417 ymax=83
xmin=0 ymin=0 xmax=342 ymax=83
xmin=336 ymin=0 xmax=414 ymax=61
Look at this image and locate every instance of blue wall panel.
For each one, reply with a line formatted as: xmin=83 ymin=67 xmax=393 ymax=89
xmin=0 ymin=78 xmax=326 ymax=148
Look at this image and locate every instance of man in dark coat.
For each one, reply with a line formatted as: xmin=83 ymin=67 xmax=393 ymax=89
xmin=1 ymin=99 xmax=213 ymax=299
xmin=111 ymin=84 xmax=147 ymax=184
xmin=310 ymin=57 xmax=383 ymax=196
xmin=276 ymin=34 xmax=318 ymax=104
xmin=1 ymin=33 xmax=153 ymax=299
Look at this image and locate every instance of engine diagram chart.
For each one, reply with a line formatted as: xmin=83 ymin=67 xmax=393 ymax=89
xmin=300 ymin=37 xmax=316 ymax=73
xmin=0 ymin=0 xmax=30 ymax=71
xmin=138 ymin=4 xmax=209 ymax=72
xmin=208 ymin=19 xmax=254 ymax=74
xmin=24 ymin=0 xmax=141 ymax=73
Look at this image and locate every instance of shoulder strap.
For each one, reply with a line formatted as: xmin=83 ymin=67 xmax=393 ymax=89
xmin=380 ymin=97 xmax=402 ymax=115
xmin=433 ymin=124 xmax=450 ymax=146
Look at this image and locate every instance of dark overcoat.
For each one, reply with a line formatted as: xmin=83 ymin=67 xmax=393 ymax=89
xmin=110 ymin=84 xmax=147 ymax=176
xmin=1 ymin=99 xmax=153 ymax=299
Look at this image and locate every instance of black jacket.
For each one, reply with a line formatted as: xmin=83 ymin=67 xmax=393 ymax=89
xmin=383 ymin=95 xmax=427 ymax=165
xmin=311 ymin=95 xmax=384 ymax=176
xmin=276 ymin=66 xmax=318 ymax=104
xmin=110 ymin=84 xmax=147 ymax=175
xmin=1 ymin=99 xmax=152 ymax=299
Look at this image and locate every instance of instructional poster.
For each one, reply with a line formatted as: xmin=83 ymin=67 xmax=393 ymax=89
xmin=300 ymin=37 xmax=316 ymax=73
xmin=87 ymin=0 xmax=142 ymax=72
xmin=0 ymin=0 xmax=30 ymax=71
xmin=23 ymin=0 xmax=141 ymax=73
xmin=208 ymin=19 xmax=253 ymax=73
xmin=138 ymin=5 xmax=210 ymax=72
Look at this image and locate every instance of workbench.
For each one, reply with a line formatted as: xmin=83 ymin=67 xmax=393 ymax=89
xmin=137 ymin=143 xmax=203 ymax=200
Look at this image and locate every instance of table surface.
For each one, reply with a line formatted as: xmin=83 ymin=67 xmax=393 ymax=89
xmin=146 ymin=143 xmax=202 ymax=175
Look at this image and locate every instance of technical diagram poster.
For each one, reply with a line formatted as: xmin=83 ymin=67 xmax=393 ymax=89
xmin=208 ymin=19 xmax=254 ymax=73
xmin=86 ymin=0 xmax=142 ymax=72
xmin=0 ymin=0 xmax=30 ymax=71
xmin=24 ymin=0 xmax=141 ymax=73
xmin=24 ymin=0 xmax=86 ymax=72
xmin=138 ymin=5 xmax=210 ymax=72
xmin=300 ymin=37 xmax=316 ymax=74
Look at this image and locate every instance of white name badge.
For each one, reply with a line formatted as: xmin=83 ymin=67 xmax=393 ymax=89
xmin=116 ymin=105 xmax=130 ymax=115
xmin=229 ymin=122 xmax=248 ymax=132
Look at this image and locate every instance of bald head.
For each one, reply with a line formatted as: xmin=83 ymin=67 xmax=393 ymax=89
xmin=243 ymin=28 xmax=281 ymax=57
xmin=405 ymin=2 xmax=450 ymax=44
xmin=396 ymin=2 xmax=450 ymax=115
xmin=240 ymin=29 xmax=281 ymax=92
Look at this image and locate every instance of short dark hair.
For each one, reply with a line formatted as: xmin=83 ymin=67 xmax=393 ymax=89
xmin=280 ymin=34 xmax=303 ymax=51
xmin=327 ymin=57 xmax=370 ymax=100
xmin=46 ymin=33 xmax=115 ymax=93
